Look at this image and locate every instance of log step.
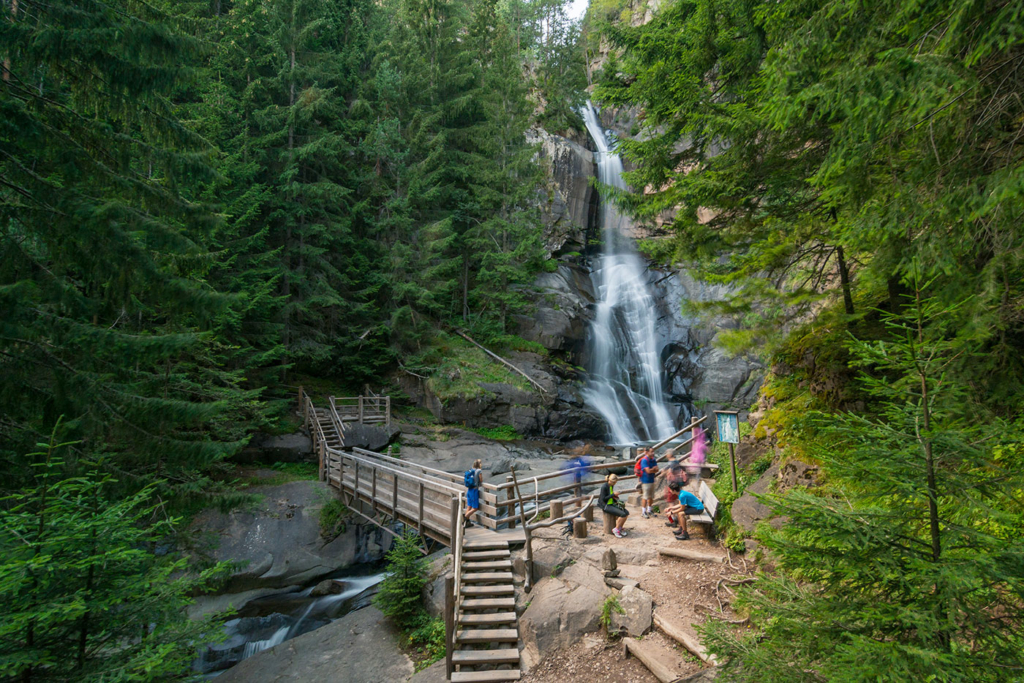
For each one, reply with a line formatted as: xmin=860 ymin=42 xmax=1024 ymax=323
xmin=463 ymin=540 xmax=510 ymax=551
xmin=456 ymin=628 xmax=519 ymax=643
xmin=463 ymin=550 xmax=510 ymax=560
xmin=450 ymin=671 xmax=521 ymax=682
xmin=459 ymin=612 xmax=517 ymax=625
xmin=462 ymin=560 xmax=513 ymax=571
xmin=460 ymin=598 xmax=516 ymax=611
xmin=461 ymin=585 xmax=514 ymax=596
xmin=462 ymin=572 xmax=514 ymax=584
xmin=452 ymin=648 xmax=521 ymax=666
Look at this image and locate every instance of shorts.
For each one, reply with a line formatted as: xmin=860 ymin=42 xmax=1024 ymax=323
xmin=603 ymin=504 xmax=629 ymax=518
xmin=641 ymin=483 xmax=656 ymax=499
xmin=683 ymin=505 xmax=703 ymax=516
xmin=466 ymin=487 xmax=480 ymax=510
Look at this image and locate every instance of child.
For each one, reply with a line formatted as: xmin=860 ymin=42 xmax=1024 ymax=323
xmin=666 ymin=481 xmax=704 ymax=541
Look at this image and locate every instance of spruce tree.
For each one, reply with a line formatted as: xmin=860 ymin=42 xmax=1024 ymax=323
xmin=702 ymin=286 xmax=1024 ymax=681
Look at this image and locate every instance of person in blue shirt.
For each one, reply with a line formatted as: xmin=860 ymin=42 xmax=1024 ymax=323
xmin=564 ymin=454 xmax=590 ymax=509
xmin=665 ymin=481 xmax=704 ymax=540
xmin=638 ymin=448 xmax=659 ymax=519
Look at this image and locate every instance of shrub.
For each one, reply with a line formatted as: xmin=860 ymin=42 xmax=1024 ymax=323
xmin=373 ymin=531 xmax=428 ymax=629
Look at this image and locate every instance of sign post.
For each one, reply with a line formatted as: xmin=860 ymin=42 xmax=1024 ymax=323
xmin=715 ymin=410 xmax=741 ymax=493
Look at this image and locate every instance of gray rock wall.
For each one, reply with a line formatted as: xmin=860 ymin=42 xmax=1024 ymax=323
xmin=527 ymin=127 xmax=598 ymax=257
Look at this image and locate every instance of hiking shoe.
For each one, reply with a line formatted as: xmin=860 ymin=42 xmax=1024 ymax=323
xmin=664 ymin=521 xmax=677 ymax=527
xmin=641 ymin=511 xmax=650 ymax=519
xmin=464 ymin=520 xmax=473 ymax=528
xmin=674 ymin=532 xmax=690 ymax=541
xmin=620 ymin=529 xmax=629 ymax=537
xmin=613 ymin=528 xmax=623 ymax=538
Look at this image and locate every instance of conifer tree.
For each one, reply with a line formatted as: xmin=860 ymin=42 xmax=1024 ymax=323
xmin=702 ymin=286 xmax=1024 ymax=681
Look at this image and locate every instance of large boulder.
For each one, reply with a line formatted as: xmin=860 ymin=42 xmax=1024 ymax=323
xmin=191 ymin=481 xmax=391 ymax=593
xmin=519 ymin=575 xmax=610 ymax=671
xmin=731 ymin=464 xmax=779 ymax=533
xmin=610 ymin=585 xmax=653 ymax=637
xmin=340 ymin=422 xmax=400 ymax=451
xmin=235 ymin=432 xmax=313 ymax=464
xmin=214 ymin=606 xmax=413 ymax=683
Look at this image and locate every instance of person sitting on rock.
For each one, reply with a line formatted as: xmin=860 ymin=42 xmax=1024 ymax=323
xmin=599 ymin=473 xmax=629 ymax=538
xmin=464 ymin=459 xmax=483 ymax=528
xmin=666 ymin=481 xmax=704 ymax=541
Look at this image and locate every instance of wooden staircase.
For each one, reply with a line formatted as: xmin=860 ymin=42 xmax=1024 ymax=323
xmin=313 ymin=407 xmax=344 ymax=450
xmin=451 ymin=537 xmax=521 ymax=682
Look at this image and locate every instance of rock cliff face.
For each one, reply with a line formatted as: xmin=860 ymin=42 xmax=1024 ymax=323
xmin=527 ymin=127 xmax=598 ymax=257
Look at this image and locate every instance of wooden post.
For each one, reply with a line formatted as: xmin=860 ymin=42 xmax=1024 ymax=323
xmin=418 ymin=482 xmax=425 ymax=538
xmin=551 ymin=500 xmax=563 ymax=521
xmin=385 ymin=396 xmax=391 ymax=426
xmin=510 ymin=468 xmax=534 ymax=592
xmin=604 ymin=511 xmax=615 ymax=535
xmin=583 ymin=504 xmax=594 ymax=522
xmin=450 ymin=495 xmax=460 ymax=547
xmin=575 ymin=483 xmax=582 ymax=508
xmin=573 ymin=518 xmax=588 ymax=538
xmin=354 ymin=461 xmax=360 ymax=501
xmin=338 ymin=452 xmax=344 ymax=492
xmin=729 ymin=442 xmax=738 ymax=493
xmin=505 ymin=476 xmax=516 ymax=529
xmin=371 ymin=468 xmax=378 ymax=514
xmin=392 ymin=472 xmax=399 ymax=514
xmin=358 ymin=396 xmax=365 ymax=424
xmin=444 ymin=575 xmax=455 ymax=678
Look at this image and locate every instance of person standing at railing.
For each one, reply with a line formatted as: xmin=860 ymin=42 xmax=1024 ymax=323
xmin=463 ymin=459 xmax=483 ymax=528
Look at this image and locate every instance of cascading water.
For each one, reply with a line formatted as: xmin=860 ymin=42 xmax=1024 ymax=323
xmin=581 ymin=103 xmax=677 ymax=444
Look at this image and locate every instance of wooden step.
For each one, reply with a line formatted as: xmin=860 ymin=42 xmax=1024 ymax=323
xmin=462 ymin=560 xmax=513 ymax=571
xmin=464 ymin=540 xmax=510 ymax=551
xmin=459 ymin=612 xmax=517 ymax=625
xmin=462 ymin=572 xmax=514 ymax=584
xmin=460 ymin=598 xmax=516 ymax=611
xmin=463 ymin=550 xmax=510 ymax=561
xmin=450 ymin=671 xmax=521 ymax=682
xmin=457 ymin=628 xmax=519 ymax=643
xmin=452 ymin=648 xmax=520 ymax=666
xmin=461 ymin=585 xmax=514 ymax=596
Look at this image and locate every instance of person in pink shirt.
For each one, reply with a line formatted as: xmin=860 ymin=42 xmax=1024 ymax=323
xmin=687 ymin=425 xmax=707 ymax=484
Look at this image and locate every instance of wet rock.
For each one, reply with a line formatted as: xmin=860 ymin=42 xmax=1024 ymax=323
xmin=309 ymin=579 xmax=342 ymax=597
xmin=191 ymin=481 xmax=391 ymax=593
xmin=215 ymin=606 xmax=413 ymax=683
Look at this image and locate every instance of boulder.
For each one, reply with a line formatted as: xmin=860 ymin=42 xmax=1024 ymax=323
xmin=602 ymin=548 xmax=617 ymax=571
xmin=529 ymin=541 xmax=576 ymax=581
xmin=236 ymin=432 xmax=313 ymax=464
xmin=191 ymin=481 xmax=391 ymax=593
xmin=490 ymin=456 xmax=532 ymax=476
xmin=421 ymin=551 xmax=453 ymax=618
xmin=519 ymin=576 xmax=610 ymax=671
xmin=610 ymin=585 xmax=653 ymax=637
xmin=777 ymin=459 xmax=820 ymax=490
xmin=340 ymin=422 xmax=400 ymax=452
xmin=309 ymin=579 xmax=342 ymax=597
xmin=731 ymin=464 xmax=779 ymax=533
xmin=214 ymin=606 xmax=413 ymax=683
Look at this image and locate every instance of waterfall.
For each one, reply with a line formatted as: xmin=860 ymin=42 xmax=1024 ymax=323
xmin=581 ymin=102 xmax=677 ymax=444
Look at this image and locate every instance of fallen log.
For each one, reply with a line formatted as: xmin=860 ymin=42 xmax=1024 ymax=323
xmin=658 ymin=547 xmax=727 ymax=564
xmin=622 ymin=637 xmax=682 ymax=683
xmin=653 ymin=612 xmax=716 ymax=665
xmin=455 ymin=330 xmax=550 ymax=394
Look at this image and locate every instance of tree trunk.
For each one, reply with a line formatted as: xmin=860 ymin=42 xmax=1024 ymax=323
xmin=836 ymin=245 xmax=854 ymax=315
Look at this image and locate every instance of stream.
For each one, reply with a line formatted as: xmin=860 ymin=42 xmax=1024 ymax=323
xmin=195 ymin=564 xmax=386 ymax=676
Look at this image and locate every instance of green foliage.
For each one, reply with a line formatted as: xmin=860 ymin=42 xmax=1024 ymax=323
xmin=0 ymin=428 xmax=228 ymax=680
xmin=373 ymin=531 xmax=429 ymax=630
xmin=407 ymin=614 xmax=446 ymax=671
xmin=319 ymin=500 xmax=350 ymax=540
xmin=599 ymin=595 xmax=625 ymax=631
xmin=411 ymin=334 xmax=536 ymax=401
xmin=701 ymin=293 xmax=1024 ymax=681
xmin=469 ymin=425 xmax=520 ymax=441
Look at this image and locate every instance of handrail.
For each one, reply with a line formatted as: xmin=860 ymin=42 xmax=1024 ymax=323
xmin=351 ymin=447 xmax=503 ymax=493
xmin=326 ymin=446 xmax=464 ymax=495
xmin=453 ymin=491 xmax=464 ymax=609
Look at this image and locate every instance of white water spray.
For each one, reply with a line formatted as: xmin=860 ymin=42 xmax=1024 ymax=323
xmin=581 ymin=103 xmax=676 ymax=444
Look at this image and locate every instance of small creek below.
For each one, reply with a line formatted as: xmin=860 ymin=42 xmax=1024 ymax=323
xmin=195 ymin=563 xmax=386 ymax=677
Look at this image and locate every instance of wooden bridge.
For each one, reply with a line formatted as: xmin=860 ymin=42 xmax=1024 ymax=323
xmin=299 ymin=388 xmax=709 ymax=682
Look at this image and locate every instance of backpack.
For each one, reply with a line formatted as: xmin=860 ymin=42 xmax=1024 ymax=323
xmin=464 ymin=469 xmax=477 ymax=488
xmin=634 ymin=456 xmax=645 ymax=478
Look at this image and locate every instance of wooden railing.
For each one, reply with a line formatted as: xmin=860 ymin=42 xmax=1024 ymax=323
xmin=301 ymin=388 xmax=709 ymax=547
xmin=331 ymin=395 xmax=390 ymax=425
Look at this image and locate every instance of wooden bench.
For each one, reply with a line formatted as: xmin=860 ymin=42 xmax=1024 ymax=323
xmin=685 ymin=481 xmax=719 ymax=527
